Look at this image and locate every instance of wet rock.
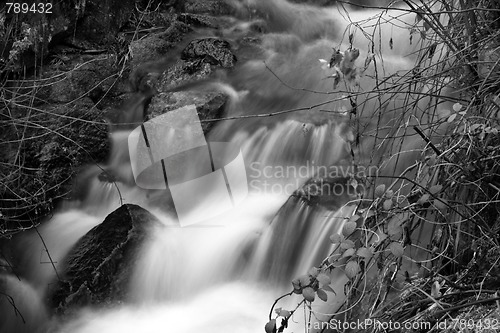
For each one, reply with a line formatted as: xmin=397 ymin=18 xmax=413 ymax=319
xmin=35 ymin=55 xmax=125 ymax=107
xmin=129 ymin=21 xmax=192 ymax=66
xmin=148 ymin=90 xmax=227 ymax=134
xmin=177 ymin=13 xmax=232 ymax=29
xmin=54 ymin=0 xmax=136 ymax=46
xmin=1 ymin=0 xmax=137 ymax=72
xmin=51 ymin=204 xmax=162 ymax=314
xmin=293 ymin=175 xmax=359 ymax=210
xmin=0 ymin=99 xmax=110 ymax=232
xmin=183 ymin=0 xmax=234 ymax=16
xmin=181 ymin=38 xmax=237 ymax=69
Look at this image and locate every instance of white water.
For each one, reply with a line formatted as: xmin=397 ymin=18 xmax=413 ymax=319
xmin=2 ymin=1 xmax=446 ymax=332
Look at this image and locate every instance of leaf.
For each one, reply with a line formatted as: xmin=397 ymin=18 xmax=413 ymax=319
xmin=302 ymin=287 xmax=315 ymax=302
xmin=434 ymin=198 xmax=448 ymax=211
xmin=383 ymin=199 xmax=393 ymax=210
xmin=418 ymin=194 xmax=430 ymax=205
xmin=342 ymin=221 xmax=357 ymax=236
xmin=453 ymin=103 xmax=463 ymax=112
xmin=357 ymin=247 xmax=373 ymax=259
xmin=321 ymin=285 xmax=336 ymax=294
xmin=345 ymin=260 xmax=359 ymax=279
xmin=340 ymin=239 xmax=355 ymax=250
xmin=389 ymin=37 xmax=393 ymax=50
xmin=291 ymin=278 xmax=301 ymax=292
xmin=317 ymin=289 xmax=328 ymax=302
xmin=329 ymin=49 xmax=343 ymax=68
xmin=278 ymin=309 xmax=291 ymax=318
xmin=298 ymin=274 xmax=311 ymax=286
xmin=427 ymin=155 xmax=436 ymax=166
xmin=439 ymin=109 xmax=451 ymax=120
xmin=364 ymin=53 xmax=375 ymax=68
xmin=470 ymin=123 xmax=482 ymax=132
xmin=375 ymin=184 xmax=386 ymax=198
xmin=316 ymin=273 xmax=331 ymax=286
xmin=447 ymin=113 xmax=457 ymax=123
xmin=389 ymin=242 xmax=404 ymax=258
xmin=349 ymin=214 xmax=360 ymax=222
xmin=342 ymin=248 xmax=356 ymax=258
xmin=265 ymin=319 xmax=277 ymax=333
xmin=330 ymin=233 xmax=343 ymax=243
xmin=431 ymin=281 xmax=442 ymax=298
xmin=308 ymin=267 xmax=320 ymax=278
xmin=429 ymin=185 xmax=442 ymax=195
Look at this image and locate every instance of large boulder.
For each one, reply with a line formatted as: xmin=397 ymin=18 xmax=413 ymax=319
xmin=51 ymin=204 xmax=162 ymax=314
xmin=129 ymin=21 xmax=192 ymax=67
xmin=182 ymin=0 xmax=234 ymax=16
xmin=148 ymin=90 xmax=228 ymax=134
xmin=181 ymin=38 xmax=237 ymax=69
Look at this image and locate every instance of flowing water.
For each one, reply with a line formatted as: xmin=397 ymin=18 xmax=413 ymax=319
xmin=1 ymin=1 xmax=441 ymax=332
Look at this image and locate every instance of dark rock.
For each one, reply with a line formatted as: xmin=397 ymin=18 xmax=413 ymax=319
xmin=130 ymin=21 xmax=192 ymax=66
xmin=158 ymin=59 xmax=213 ymax=91
xmin=1 ymin=0 xmax=137 ymax=72
xmin=183 ymin=0 xmax=234 ymax=16
xmin=35 ymin=55 xmax=126 ymax=107
xmin=177 ymin=13 xmax=233 ymax=29
xmin=181 ymin=38 xmax=237 ymax=69
xmin=0 ymin=99 xmax=110 ymax=232
xmin=148 ymin=90 xmax=227 ymax=134
xmin=51 ymin=204 xmax=163 ymax=313
xmin=55 ymin=0 xmax=136 ymax=46
xmin=293 ymin=175 xmax=359 ymax=210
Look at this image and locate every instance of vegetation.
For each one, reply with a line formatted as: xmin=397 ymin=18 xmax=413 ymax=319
xmin=265 ymin=0 xmax=500 ymax=332
xmin=1 ymin=0 xmax=500 ymax=332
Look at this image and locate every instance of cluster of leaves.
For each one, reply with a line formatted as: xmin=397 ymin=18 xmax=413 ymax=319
xmin=267 ymin=0 xmax=500 ymax=330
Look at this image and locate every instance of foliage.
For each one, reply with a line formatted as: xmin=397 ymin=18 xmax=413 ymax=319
xmin=267 ymin=0 xmax=500 ymax=332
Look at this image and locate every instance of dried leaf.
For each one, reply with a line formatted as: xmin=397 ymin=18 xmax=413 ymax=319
xmin=330 ymin=233 xmax=343 ymax=244
xmin=278 ymin=309 xmax=291 ymax=318
xmin=431 ymin=281 xmax=442 ymax=298
xmin=342 ymin=221 xmax=357 ymax=236
xmin=308 ymin=267 xmax=320 ymax=278
xmin=317 ymin=289 xmax=328 ymax=302
xmin=302 ymin=287 xmax=315 ymax=302
xmin=429 ymin=185 xmax=442 ymax=195
xmin=388 ymin=212 xmax=408 ymax=237
xmin=316 ymin=273 xmax=331 ymax=286
xmin=389 ymin=242 xmax=404 ymax=258
xmin=434 ymin=198 xmax=448 ymax=211
xmin=375 ymin=184 xmax=386 ymax=198
xmin=357 ymin=247 xmax=373 ymax=259
xmin=265 ymin=319 xmax=277 ymax=333
xmin=345 ymin=260 xmax=359 ymax=279
xmin=383 ymin=199 xmax=393 ymax=210
xmin=340 ymin=239 xmax=355 ymax=250
xmin=418 ymin=194 xmax=430 ymax=205
xmin=342 ymin=248 xmax=356 ymax=258
xmin=453 ymin=103 xmax=463 ymax=112
xmin=349 ymin=214 xmax=360 ymax=222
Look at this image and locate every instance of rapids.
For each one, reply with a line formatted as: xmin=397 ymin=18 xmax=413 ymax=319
xmin=1 ymin=0 xmax=442 ymax=332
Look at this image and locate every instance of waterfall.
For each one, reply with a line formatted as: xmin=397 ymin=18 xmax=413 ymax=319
xmin=3 ymin=1 xmax=428 ymax=332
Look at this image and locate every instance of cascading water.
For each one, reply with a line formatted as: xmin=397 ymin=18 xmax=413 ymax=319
xmin=1 ymin=1 xmax=433 ymax=332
